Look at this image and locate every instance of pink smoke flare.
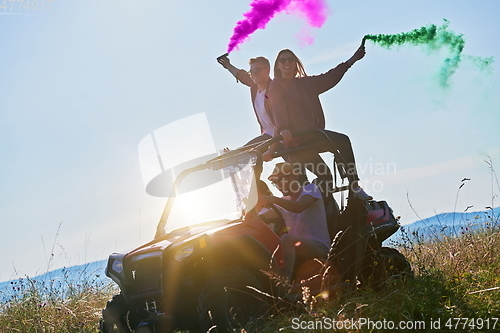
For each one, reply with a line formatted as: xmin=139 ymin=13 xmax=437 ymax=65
xmin=227 ymin=0 xmax=329 ymax=53
xmin=287 ymin=0 xmax=329 ymax=28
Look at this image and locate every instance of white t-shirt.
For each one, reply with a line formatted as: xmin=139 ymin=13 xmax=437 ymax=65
xmin=254 ymin=89 xmax=274 ymax=136
xmin=278 ymin=183 xmax=330 ymax=248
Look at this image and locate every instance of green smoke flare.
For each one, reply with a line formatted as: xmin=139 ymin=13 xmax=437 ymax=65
xmin=364 ymin=20 xmax=494 ymax=88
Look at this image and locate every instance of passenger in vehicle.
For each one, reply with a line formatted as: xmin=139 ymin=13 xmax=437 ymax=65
xmin=257 ymin=162 xmax=330 ymax=282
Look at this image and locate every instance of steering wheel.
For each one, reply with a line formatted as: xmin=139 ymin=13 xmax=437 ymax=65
xmin=265 ymin=204 xmax=288 ymax=237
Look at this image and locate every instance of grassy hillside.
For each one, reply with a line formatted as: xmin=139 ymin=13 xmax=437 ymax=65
xmin=1 ymin=214 xmax=499 ymax=332
xmin=261 ymin=214 xmax=500 ymax=332
xmin=0 ymin=271 xmax=117 ymax=332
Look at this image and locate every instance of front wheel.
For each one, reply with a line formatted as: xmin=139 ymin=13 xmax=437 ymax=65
xmin=197 ymin=266 xmax=268 ymax=332
xmin=100 ymin=294 xmax=132 ymax=333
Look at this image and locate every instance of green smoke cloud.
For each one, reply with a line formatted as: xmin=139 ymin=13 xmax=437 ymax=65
xmin=364 ymin=20 xmax=494 ymax=88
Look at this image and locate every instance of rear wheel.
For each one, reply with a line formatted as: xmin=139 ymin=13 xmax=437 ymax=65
xmin=100 ymin=294 xmax=132 ymax=333
xmin=359 ymin=247 xmax=412 ymax=290
xmin=198 ymin=266 xmax=268 ymax=332
xmin=380 ymin=247 xmax=412 ymax=280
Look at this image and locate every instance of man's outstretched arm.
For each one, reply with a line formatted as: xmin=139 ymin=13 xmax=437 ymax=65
xmin=217 ymin=55 xmax=253 ymax=86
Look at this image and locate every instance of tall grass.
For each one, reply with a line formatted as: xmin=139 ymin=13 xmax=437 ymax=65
xmin=1 ymin=213 xmax=499 ymax=332
xmin=0 ymin=270 xmax=117 ymax=333
xmin=258 ymin=210 xmax=500 ymax=332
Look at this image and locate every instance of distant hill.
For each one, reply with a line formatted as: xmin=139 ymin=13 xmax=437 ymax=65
xmin=386 ymin=206 xmax=500 ymax=244
xmin=0 ymin=259 xmax=108 ymax=303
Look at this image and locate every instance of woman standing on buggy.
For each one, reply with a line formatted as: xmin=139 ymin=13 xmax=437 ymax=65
xmin=263 ymin=42 xmax=372 ymax=200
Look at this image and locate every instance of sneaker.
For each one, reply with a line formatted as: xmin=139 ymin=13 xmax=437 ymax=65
xmin=351 ymin=186 xmax=373 ymax=200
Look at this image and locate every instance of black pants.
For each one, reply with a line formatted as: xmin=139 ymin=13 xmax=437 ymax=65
xmin=285 ymin=130 xmax=360 ymax=193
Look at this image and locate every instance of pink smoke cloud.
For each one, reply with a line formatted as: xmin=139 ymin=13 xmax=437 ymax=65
xmin=295 ymin=26 xmax=315 ymax=46
xmin=287 ymin=0 xmax=329 ymax=28
xmin=227 ymin=0 xmax=330 ymax=53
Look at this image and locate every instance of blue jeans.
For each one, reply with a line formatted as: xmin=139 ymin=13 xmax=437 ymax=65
xmin=281 ymin=234 xmax=329 ymax=282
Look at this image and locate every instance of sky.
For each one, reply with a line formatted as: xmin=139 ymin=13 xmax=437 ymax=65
xmin=1 ymin=0 xmax=499 ymax=282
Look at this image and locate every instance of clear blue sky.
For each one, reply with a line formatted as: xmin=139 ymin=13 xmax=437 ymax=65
xmin=1 ymin=0 xmax=499 ymax=281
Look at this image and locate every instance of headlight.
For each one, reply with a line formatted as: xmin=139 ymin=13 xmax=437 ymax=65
xmin=111 ymin=259 xmax=124 ymax=274
xmin=174 ymin=244 xmax=194 ymax=261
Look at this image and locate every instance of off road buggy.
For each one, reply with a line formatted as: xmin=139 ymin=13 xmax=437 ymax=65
xmin=100 ymin=129 xmax=411 ymax=333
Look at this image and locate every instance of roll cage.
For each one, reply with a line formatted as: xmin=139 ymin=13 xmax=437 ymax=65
xmin=155 ymin=129 xmax=353 ymax=239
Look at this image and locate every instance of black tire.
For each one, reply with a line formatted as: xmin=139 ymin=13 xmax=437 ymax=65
xmin=380 ymin=247 xmax=412 ymax=280
xmin=358 ymin=248 xmax=387 ymax=290
xmin=100 ymin=294 xmax=132 ymax=333
xmin=198 ymin=266 xmax=268 ymax=333
xmin=359 ymin=247 xmax=412 ymax=290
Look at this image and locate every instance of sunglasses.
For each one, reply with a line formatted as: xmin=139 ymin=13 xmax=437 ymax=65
xmin=278 ymin=56 xmax=296 ymax=64
xmin=248 ymin=67 xmax=268 ymax=76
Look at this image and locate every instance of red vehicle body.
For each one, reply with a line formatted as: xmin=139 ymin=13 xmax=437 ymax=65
xmin=100 ymin=130 xmax=410 ymax=333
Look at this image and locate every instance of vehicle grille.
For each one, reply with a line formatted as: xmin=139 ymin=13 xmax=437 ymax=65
xmin=125 ymin=257 xmax=162 ymax=296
